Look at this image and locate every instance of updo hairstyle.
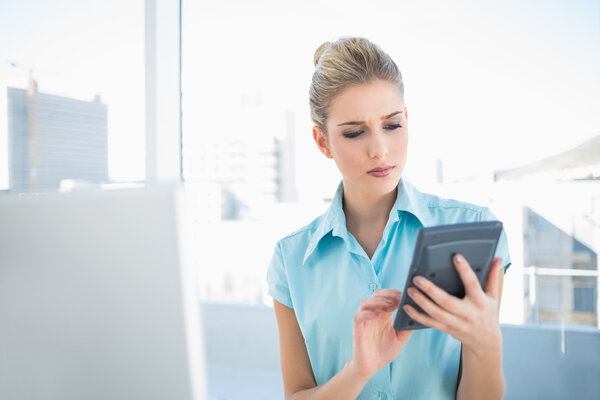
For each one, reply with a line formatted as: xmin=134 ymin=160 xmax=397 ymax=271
xmin=309 ymin=37 xmax=404 ymax=133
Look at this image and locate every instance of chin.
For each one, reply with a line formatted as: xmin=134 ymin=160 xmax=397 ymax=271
xmin=366 ymin=175 xmax=400 ymax=197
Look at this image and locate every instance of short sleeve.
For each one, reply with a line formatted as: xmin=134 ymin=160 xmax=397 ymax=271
xmin=267 ymin=241 xmax=294 ymax=308
xmin=479 ymin=207 xmax=512 ymax=273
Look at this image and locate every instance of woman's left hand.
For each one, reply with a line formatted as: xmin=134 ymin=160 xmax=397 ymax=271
xmin=402 ymin=254 xmax=503 ymax=357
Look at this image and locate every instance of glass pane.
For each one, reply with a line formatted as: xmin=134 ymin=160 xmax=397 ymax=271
xmin=181 ymin=0 xmax=600 ymax=333
xmin=181 ymin=1 xmax=599 ymax=398
xmin=525 ymin=274 xmax=597 ymax=327
xmin=0 ymin=0 xmax=145 ymax=192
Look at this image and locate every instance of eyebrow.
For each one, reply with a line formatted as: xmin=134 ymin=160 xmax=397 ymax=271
xmin=336 ymin=110 xmax=404 ymax=127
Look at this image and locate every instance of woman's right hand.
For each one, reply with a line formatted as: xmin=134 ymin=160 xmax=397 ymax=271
xmin=350 ymin=289 xmax=414 ymax=379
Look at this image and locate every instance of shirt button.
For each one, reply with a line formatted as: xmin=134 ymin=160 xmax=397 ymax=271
xmin=369 ymin=283 xmax=378 ymax=291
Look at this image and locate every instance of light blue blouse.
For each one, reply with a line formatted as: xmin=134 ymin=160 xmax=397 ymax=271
xmin=267 ymin=178 xmax=511 ymax=400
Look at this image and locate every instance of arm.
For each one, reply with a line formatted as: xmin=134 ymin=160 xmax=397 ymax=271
xmin=273 ymin=299 xmax=370 ymax=400
xmin=456 ymin=270 xmax=505 ymax=400
xmin=273 ymin=290 xmax=413 ymax=400
xmin=402 ymin=256 xmax=506 ymax=400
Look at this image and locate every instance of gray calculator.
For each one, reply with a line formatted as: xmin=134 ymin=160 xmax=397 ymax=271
xmin=394 ymin=221 xmax=502 ymax=331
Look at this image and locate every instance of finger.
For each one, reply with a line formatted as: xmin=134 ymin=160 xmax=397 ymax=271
xmin=358 ymin=303 xmax=398 ymax=313
xmin=406 ymin=287 xmax=462 ymax=328
xmin=359 ymin=297 xmax=398 ymax=312
xmin=453 ymin=253 xmax=484 ymax=299
xmin=363 ymin=292 xmax=402 ymax=307
xmin=411 ymin=275 xmax=464 ymax=315
xmin=373 ymin=288 xmax=402 ymax=298
xmin=484 ymin=257 xmax=503 ymax=300
xmin=361 ymin=296 xmax=395 ymax=307
xmin=360 ymin=304 xmax=398 ymax=314
xmin=353 ymin=309 xmax=384 ymax=324
xmin=371 ymin=293 xmax=402 ymax=307
xmin=402 ymin=304 xmax=448 ymax=332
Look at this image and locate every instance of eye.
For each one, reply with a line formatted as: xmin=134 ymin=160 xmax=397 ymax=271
xmin=342 ymin=130 xmax=364 ymax=139
xmin=384 ymin=123 xmax=403 ymax=130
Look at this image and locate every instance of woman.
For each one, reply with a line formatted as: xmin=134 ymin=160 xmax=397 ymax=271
xmin=267 ymin=37 xmax=510 ymax=400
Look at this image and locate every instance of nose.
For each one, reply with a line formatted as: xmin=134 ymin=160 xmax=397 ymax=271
xmin=368 ymin=131 xmax=389 ymax=160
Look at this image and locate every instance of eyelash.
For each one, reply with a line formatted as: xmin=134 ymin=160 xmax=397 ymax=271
xmin=342 ymin=123 xmax=403 ymax=139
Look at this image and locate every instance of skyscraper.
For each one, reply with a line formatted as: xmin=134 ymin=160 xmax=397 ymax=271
xmin=6 ymin=79 xmax=108 ymax=191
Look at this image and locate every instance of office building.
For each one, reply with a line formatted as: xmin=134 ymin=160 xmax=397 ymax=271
xmin=5 ymin=79 xmax=108 ymax=191
xmin=183 ymin=105 xmax=296 ymax=220
xmin=495 ymin=135 xmax=600 ymax=327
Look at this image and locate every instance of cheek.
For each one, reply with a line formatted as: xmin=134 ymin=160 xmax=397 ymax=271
xmin=331 ymin=141 xmax=363 ymax=172
xmin=392 ymin=132 xmax=409 ymax=154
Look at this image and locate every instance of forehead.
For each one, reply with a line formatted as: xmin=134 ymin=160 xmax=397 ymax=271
xmin=328 ymin=80 xmax=404 ymax=124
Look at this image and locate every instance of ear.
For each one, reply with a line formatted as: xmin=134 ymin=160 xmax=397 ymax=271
xmin=313 ymin=126 xmax=333 ymax=159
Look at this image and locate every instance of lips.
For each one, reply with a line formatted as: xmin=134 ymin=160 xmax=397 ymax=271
xmin=367 ymin=165 xmax=395 ymax=177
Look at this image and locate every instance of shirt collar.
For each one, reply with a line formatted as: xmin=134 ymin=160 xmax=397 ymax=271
xmin=301 ymin=181 xmax=346 ymax=265
xmin=302 ymin=177 xmax=435 ymax=265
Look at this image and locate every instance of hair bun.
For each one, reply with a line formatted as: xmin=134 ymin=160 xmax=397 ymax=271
xmin=313 ymin=41 xmax=331 ymax=66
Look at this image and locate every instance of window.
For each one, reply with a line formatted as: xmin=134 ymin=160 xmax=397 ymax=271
xmin=181 ymin=0 xmax=600 ymax=334
xmin=574 ymin=285 xmax=596 ymax=314
xmin=0 ymin=0 xmax=145 ymax=192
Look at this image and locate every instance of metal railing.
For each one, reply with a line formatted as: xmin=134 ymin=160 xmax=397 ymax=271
xmin=523 ymin=265 xmax=600 ymax=329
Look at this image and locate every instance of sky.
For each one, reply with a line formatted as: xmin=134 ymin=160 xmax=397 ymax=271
xmin=1 ymin=0 xmax=599 ymax=196
xmin=0 ymin=0 xmax=146 ymax=188
xmin=183 ymin=0 xmax=600 ymax=198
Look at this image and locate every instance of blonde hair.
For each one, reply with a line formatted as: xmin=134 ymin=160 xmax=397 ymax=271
xmin=309 ymin=37 xmax=404 ymax=132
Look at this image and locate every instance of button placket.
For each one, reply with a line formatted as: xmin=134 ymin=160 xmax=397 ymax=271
xmin=355 ymin=254 xmax=380 ymax=293
xmin=368 ymin=263 xmax=379 ymax=292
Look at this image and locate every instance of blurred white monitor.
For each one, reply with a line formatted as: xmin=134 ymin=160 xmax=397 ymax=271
xmin=0 ymin=185 xmax=207 ymax=400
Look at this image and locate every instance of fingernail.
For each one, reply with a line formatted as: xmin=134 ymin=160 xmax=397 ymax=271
xmin=385 ymin=298 xmax=393 ymax=304
xmin=413 ymin=276 xmax=426 ymax=286
xmin=403 ymin=305 xmax=411 ymax=313
xmin=407 ymin=287 xmax=417 ymax=297
xmin=454 ymin=254 xmax=464 ymax=263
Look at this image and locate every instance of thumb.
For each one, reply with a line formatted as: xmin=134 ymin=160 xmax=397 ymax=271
xmin=484 ymin=257 xmax=502 ymax=300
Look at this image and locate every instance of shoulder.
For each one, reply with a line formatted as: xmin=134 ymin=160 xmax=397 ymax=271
xmin=274 ymin=213 xmax=326 ymax=253
xmin=421 ymin=191 xmax=483 ymax=213
xmin=408 ymin=184 xmax=496 ymax=226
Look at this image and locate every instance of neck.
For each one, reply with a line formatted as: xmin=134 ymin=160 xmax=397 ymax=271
xmin=342 ymin=181 xmax=398 ymax=231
